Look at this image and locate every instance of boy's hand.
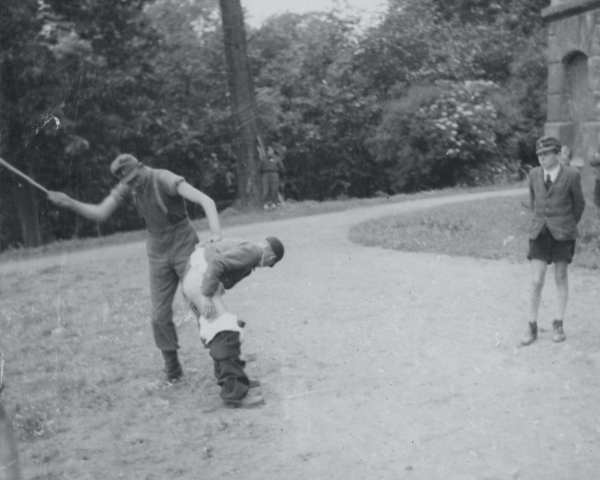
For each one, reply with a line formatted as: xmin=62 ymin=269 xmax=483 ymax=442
xmin=199 ymin=295 xmax=216 ymax=319
xmin=198 ymin=233 xmax=222 ymax=248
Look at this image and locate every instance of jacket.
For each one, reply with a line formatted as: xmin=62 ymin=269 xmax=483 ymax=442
xmin=200 ymin=238 xmax=263 ymax=296
xmin=528 ymin=165 xmax=585 ymax=240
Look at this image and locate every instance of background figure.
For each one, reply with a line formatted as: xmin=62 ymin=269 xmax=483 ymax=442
xmin=559 ymin=145 xmax=572 ymax=166
xmin=260 ymin=146 xmax=285 ymax=210
xmin=591 ymin=150 xmax=600 ymax=210
xmin=0 ymin=402 xmax=21 ymax=480
xmin=560 ymin=145 xmax=584 ymax=171
xmin=0 ymin=351 xmax=22 ymax=480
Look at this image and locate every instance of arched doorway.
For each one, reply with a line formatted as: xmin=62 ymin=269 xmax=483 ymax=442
xmin=564 ymin=51 xmax=589 ymax=163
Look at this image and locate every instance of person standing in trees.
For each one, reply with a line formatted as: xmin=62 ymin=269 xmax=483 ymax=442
xmin=260 ymin=146 xmax=285 ymax=210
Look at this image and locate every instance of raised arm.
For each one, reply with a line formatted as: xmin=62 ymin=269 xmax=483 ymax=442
xmin=47 ymin=191 xmax=119 ymax=223
xmin=176 ymin=182 xmax=222 ymax=240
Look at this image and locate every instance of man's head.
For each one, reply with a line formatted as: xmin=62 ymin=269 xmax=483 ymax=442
xmin=536 ymin=136 xmax=561 ymax=170
xmin=110 ymin=154 xmax=145 ymax=187
xmin=259 ymin=236 xmax=284 ymax=268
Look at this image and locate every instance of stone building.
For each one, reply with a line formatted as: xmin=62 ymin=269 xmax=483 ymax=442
xmin=542 ymin=0 xmax=600 ymax=192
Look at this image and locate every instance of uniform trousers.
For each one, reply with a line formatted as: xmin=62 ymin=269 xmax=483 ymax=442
xmin=262 ymin=172 xmax=280 ymax=205
xmin=146 ymin=219 xmax=198 ymax=352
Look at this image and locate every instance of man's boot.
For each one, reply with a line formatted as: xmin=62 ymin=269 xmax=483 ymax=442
xmin=162 ymin=350 xmax=183 ymax=383
xmin=521 ymin=322 xmax=538 ymax=346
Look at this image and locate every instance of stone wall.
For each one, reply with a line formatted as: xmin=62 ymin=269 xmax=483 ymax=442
xmin=542 ymin=0 xmax=600 ymax=193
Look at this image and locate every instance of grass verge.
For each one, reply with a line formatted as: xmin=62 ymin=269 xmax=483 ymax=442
xmin=349 ymin=194 xmax=600 ymax=270
xmin=0 ymin=181 xmax=525 ymax=263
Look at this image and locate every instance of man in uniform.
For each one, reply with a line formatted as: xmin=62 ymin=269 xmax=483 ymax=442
xmin=47 ymin=154 xmax=222 ymax=382
xmin=260 ymin=146 xmax=285 ymax=210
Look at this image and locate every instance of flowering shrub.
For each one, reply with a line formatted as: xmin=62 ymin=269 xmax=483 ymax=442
xmin=429 ymin=80 xmax=498 ymax=162
xmin=370 ymin=80 xmax=524 ymax=192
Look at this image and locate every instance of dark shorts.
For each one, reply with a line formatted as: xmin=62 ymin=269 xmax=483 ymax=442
xmin=528 ymin=228 xmax=576 ymax=264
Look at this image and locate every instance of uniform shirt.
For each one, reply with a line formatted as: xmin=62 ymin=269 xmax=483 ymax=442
xmin=528 ymin=165 xmax=585 ymax=240
xmin=543 ymin=163 xmax=560 ymax=183
xmin=111 ymin=168 xmax=188 ymax=233
xmin=260 ymin=155 xmax=285 ymax=174
xmin=200 ymin=238 xmax=263 ymax=297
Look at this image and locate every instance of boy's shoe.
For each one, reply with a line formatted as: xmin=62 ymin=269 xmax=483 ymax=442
xmin=552 ymin=320 xmax=566 ymax=343
xmin=521 ymin=322 xmax=538 ymax=346
xmin=223 ymin=391 xmax=265 ymax=409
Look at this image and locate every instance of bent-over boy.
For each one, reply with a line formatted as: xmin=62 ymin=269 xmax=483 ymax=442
xmin=182 ymin=236 xmax=284 ymax=408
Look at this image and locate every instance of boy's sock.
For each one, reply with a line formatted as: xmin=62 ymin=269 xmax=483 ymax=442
xmin=521 ymin=322 xmax=538 ymax=346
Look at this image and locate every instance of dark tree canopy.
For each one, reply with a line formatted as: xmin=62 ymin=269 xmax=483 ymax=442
xmin=0 ymin=0 xmax=550 ymax=251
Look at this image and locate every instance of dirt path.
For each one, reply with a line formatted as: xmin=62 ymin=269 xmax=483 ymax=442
xmin=2 ymin=188 xmax=600 ymax=480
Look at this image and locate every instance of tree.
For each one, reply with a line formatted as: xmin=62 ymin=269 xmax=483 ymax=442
xmin=0 ymin=0 xmax=48 ymax=247
xmin=219 ymin=0 xmax=261 ymax=208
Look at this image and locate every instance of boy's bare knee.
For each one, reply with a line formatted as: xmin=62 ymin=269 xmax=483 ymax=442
xmin=554 ymin=263 xmax=569 ymax=284
xmin=531 ymin=276 xmax=545 ymax=292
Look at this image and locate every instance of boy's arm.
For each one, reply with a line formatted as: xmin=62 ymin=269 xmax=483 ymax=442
xmin=176 ymin=182 xmax=221 ymax=240
xmin=570 ymin=171 xmax=585 ymax=223
xmin=47 ymin=191 xmax=119 ymax=223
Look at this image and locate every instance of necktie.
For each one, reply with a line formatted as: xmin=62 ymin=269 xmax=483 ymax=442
xmin=545 ymin=174 xmax=552 ymax=190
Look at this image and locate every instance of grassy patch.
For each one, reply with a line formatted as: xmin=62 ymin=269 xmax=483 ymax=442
xmin=0 ymin=182 xmax=525 ymax=263
xmin=349 ymin=194 xmax=600 ymax=269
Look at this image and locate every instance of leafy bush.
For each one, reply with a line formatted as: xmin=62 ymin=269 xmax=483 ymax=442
xmin=369 ymin=80 xmax=526 ymax=193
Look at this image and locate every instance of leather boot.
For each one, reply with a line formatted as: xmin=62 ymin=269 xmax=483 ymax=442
xmin=162 ymin=350 xmax=183 ymax=383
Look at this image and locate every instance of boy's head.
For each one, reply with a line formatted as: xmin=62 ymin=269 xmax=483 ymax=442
xmin=536 ymin=136 xmax=561 ymax=170
xmin=259 ymin=236 xmax=284 ymax=268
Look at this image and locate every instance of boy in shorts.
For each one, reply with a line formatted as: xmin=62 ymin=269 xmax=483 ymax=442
xmin=522 ymin=136 xmax=585 ymax=346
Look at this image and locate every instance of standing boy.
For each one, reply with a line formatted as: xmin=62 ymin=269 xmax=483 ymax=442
xmin=522 ymin=137 xmax=585 ymax=346
xmin=47 ymin=154 xmax=222 ymax=382
xmin=181 ymin=236 xmax=284 ymax=408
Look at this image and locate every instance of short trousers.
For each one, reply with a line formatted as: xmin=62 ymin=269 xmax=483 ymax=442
xmin=528 ymin=228 xmax=576 ymax=264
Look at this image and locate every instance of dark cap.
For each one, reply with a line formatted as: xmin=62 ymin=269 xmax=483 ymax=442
xmin=110 ymin=154 xmax=140 ymax=183
xmin=536 ymin=136 xmax=561 ymax=155
xmin=265 ymin=236 xmax=284 ymax=265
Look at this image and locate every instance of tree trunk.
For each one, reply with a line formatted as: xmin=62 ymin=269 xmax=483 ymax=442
xmin=10 ymin=162 xmax=43 ymax=248
xmin=0 ymin=59 xmax=43 ymax=248
xmin=218 ymin=0 xmax=261 ymax=208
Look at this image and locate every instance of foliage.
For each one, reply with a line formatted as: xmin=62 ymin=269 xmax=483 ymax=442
xmin=0 ymin=0 xmax=552 ymax=251
xmin=249 ymin=12 xmax=386 ymax=200
xmin=369 ymin=80 xmax=525 ymax=192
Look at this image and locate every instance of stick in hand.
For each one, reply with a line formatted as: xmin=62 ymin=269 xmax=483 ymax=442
xmin=0 ymin=156 xmax=49 ymax=195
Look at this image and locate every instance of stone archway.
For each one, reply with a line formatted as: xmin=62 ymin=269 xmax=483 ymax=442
xmin=542 ymin=0 xmax=600 ymax=195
